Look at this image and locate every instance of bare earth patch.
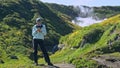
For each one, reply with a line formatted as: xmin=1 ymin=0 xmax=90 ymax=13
xmin=92 ymin=55 xmax=120 ymax=68
xmin=40 ymin=63 xmax=75 ymax=68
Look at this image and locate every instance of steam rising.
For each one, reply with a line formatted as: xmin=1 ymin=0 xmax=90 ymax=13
xmin=72 ymin=6 xmax=104 ymax=27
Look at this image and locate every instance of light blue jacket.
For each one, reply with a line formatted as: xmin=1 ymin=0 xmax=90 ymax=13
xmin=32 ymin=24 xmax=47 ymax=40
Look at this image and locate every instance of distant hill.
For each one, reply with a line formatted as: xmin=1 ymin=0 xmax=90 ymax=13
xmin=94 ymin=6 xmax=120 ymax=19
xmin=45 ymin=3 xmax=78 ymax=19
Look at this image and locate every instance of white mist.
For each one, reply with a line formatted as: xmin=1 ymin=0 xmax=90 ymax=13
xmin=72 ymin=6 xmax=105 ymax=27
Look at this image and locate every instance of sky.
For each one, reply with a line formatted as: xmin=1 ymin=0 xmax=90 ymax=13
xmin=40 ymin=0 xmax=120 ymax=7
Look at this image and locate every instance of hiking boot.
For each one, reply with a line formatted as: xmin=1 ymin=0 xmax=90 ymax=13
xmin=48 ymin=62 xmax=53 ymax=66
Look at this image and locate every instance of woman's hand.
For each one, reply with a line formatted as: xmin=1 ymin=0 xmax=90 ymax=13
xmin=37 ymin=28 xmax=41 ymax=32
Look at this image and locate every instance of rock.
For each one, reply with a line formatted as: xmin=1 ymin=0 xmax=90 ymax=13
xmin=98 ymin=65 xmax=109 ymax=68
xmin=10 ymin=55 xmax=18 ymax=59
xmin=0 ymin=59 xmax=4 ymax=64
xmin=29 ymin=52 xmax=34 ymax=60
xmin=52 ymin=45 xmax=59 ymax=54
xmin=58 ymin=44 xmax=65 ymax=50
xmin=106 ymin=58 xmax=117 ymax=62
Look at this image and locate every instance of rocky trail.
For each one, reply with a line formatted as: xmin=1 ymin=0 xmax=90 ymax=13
xmin=36 ymin=63 xmax=75 ymax=68
xmin=92 ymin=55 xmax=120 ymax=68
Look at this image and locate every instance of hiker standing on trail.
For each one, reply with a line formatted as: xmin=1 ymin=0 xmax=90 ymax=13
xmin=32 ymin=17 xmax=53 ymax=66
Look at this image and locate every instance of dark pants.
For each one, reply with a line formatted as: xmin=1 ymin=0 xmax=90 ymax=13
xmin=33 ymin=39 xmax=51 ymax=64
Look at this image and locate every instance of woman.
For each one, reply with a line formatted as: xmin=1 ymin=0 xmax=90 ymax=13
xmin=32 ymin=18 xmax=53 ymax=66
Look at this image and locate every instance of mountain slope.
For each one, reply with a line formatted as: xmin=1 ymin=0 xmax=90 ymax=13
xmin=0 ymin=0 xmax=79 ymax=66
xmin=94 ymin=6 xmax=120 ymax=19
xmin=51 ymin=14 xmax=120 ymax=68
xmin=45 ymin=3 xmax=78 ymax=19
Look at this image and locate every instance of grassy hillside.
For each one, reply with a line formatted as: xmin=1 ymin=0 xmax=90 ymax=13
xmin=94 ymin=6 xmax=120 ymax=19
xmin=1 ymin=0 xmax=120 ymax=68
xmin=0 ymin=0 xmax=79 ymax=67
xmin=45 ymin=3 xmax=78 ymax=19
xmin=51 ymin=14 xmax=120 ymax=68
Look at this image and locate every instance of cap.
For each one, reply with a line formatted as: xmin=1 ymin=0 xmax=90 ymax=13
xmin=36 ymin=18 xmax=41 ymax=22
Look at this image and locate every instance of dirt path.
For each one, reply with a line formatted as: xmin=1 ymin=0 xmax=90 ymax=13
xmin=54 ymin=64 xmax=75 ymax=68
xmin=37 ymin=64 xmax=75 ymax=68
xmin=92 ymin=55 xmax=120 ymax=68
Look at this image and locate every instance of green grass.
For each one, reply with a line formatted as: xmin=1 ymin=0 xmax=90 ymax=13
xmin=38 ymin=49 xmax=76 ymax=64
xmin=0 ymin=53 xmax=45 ymax=68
